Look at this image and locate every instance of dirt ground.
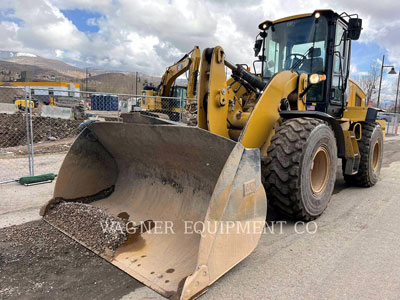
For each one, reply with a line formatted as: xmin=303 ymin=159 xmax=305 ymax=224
xmin=4 ymin=137 xmax=75 ymax=156
xmin=1 ymin=136 xmax=400 ymax=300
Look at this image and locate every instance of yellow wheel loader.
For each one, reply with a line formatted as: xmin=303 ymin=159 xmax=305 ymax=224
xmin=42 ymin=10 xmax=384 ymax=300
xmin=141 ymin=46 xmax=201 ymax=121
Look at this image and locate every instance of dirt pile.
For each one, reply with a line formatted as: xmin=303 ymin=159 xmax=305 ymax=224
xmin=44 ymin=202 xmax=128 ymax=256
xmin=0 ymin=220 xmax=141 ymax=300
xmin=0 ymin=113 xmax=81 ymax=148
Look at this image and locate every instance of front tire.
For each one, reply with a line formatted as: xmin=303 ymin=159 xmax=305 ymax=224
xmin=262 ymin=118 xmax=337 ymax=221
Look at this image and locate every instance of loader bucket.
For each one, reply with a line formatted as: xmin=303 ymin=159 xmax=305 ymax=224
xmin=41 ymin=121 xmax=266 ymax=299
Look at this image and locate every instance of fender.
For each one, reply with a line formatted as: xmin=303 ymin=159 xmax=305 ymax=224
xmin=365 ymin=107 xmax=382 ymax=122
xmin=280 ymin=110 xmax=346 ymax=158
xmin=239 ymin=70 xmax=298 ymax=149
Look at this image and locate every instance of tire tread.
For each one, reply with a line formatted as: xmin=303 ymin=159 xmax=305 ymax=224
xmin=343 ymin=122 xmax=382 ymax=187
xmin=262 ymin=117 xmax=325 ymax=221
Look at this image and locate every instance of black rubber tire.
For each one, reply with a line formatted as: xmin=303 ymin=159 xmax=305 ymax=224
xmin=343 ymin=122 xmax=383 ymax=187
xmin=262 ymin=117 xmax=338 ymax=221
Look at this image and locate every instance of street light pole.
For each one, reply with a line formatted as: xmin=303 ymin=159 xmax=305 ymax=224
xmin=377 ymin=55 xmax=385 ymax=108
xmin=377 ymin=54 xmax=397 ymax=108
xmin=395 ymin=72 xmax=400 ymax=114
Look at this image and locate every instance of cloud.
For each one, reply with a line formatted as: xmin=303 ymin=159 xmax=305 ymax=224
xmin=86 ymin=18 xmax=97 ymax=27
xmin=330 ymin=0 xmax=400 ymax=67
xmin=0 ymin=21 xmax=22 ymax=50
xmin=0 ymin=0 xmax=400 ymax=77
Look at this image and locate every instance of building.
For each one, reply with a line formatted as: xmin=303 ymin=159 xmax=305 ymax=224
xmin=0 ymin=82 xmax=80 ymax=97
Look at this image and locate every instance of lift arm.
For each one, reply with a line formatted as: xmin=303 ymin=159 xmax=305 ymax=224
xmin=157 ymin=46 xmax=201 ymax=98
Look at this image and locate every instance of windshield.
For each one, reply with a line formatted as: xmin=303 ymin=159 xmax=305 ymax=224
xmin=262 ymin=16 xmax=329 ymax=79
xmin=171 ymin=86 xmax=187 ymax=98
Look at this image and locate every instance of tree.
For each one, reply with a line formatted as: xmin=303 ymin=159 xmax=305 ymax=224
xmin=356 ymin=63 xmax=380 ymax=105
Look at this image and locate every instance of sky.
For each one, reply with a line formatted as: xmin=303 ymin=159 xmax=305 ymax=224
xmin=0 ymin=0 xmax=400 ymax=101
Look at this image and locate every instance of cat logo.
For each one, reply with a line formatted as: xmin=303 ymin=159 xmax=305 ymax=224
xmin=243 ymin=179 xmax=256 ymax=196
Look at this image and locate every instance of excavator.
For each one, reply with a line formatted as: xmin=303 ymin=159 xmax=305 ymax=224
xmin=42 ymin=10 xmax=384 ymax=300
xmin=141 ymin=46 xmax=201 ymax=120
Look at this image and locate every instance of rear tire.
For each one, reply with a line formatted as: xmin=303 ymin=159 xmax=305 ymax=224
xmin=262 ymin=118 xmax=337 ymax=221
xmin=343 ymin=122 xmax=383 ymax=187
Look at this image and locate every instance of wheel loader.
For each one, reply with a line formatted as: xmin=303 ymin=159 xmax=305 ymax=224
xmin=41 ymin=10 xmax=384 ymax=300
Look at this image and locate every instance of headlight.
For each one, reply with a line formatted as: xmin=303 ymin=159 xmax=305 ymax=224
xmin=309 ymin=73 xmax=326 ymax=84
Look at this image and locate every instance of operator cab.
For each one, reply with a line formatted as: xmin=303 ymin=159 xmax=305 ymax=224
xmin=170 ymin=85 xmax=187 ymax=99
xmin=168 ymin=85 xmax=187 ymax=109
xmin=254 ymin=10 xmax=362 ymax=117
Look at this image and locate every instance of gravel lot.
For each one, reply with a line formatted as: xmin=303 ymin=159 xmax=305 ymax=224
xmin=1 ymin=135 xmax=400 ymax=300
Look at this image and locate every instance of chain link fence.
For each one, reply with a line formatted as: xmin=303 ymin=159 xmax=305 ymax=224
xmin=0 ymin=86 xmax=35 ymax=182
xmin=0 ymin=86 xmax=197 ymax=182
xmin=378 ymin=112 xmax=400 ymax=135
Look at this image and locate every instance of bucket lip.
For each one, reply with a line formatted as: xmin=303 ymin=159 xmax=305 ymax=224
xmin=90 ymin=121 xmax=238 ymax=145
xmin=120 ymin=113 xmax=183 ymax=126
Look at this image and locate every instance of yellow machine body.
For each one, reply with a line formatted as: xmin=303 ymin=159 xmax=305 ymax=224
xmin=198 ymin=47 xmax=382 ymax=162
xmin=14 ymin=99 xmax=36 ymax=109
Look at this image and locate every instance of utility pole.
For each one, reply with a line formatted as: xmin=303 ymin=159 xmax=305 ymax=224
xmin=135 ymin=71 xmax=138 ymax=95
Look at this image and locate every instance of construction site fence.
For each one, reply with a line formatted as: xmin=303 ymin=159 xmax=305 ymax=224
xmin=378 ymin=112 xmax=400 ymax=136
xmin=0 ymin=86 xmax=197 ymax=183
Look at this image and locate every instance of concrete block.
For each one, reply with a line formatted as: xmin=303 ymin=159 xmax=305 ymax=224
xmin=0 ymin=103 xmax=18 ymax=114
xmin=41 ymin=105 xmax=73 ymax=120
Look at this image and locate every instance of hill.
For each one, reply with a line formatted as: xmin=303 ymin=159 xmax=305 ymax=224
xmin=0 ymin=50 xmax=188 ymax=94
xmin=5 ymin=56 xmax=86 ymax=79
xmin=0 ymin=60 xmax=74 ymax=82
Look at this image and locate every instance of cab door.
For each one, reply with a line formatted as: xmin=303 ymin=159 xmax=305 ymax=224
xmin=327 ymin=20 xmax=349 ymax=117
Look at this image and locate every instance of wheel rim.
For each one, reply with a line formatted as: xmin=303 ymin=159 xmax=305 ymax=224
xmin=372 ymin=141 xmax=380 ymax=172
xmin=310 ymin=146 xmax=330 ymax=196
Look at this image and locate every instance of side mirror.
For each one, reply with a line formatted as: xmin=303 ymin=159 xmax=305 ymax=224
xmin=348 ymin=18 xmax=362 ymax=40
xmin=254 ymin=39 xmax=263 ymax=57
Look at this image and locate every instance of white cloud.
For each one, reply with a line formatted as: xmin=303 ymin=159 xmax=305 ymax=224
xmin=330 ymin=0 xmax=400 ymax=67
xmin=0 ymin=21 xmax=22 ymax=50
xmin=1 ymin=0 xmax=400 ymax=77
